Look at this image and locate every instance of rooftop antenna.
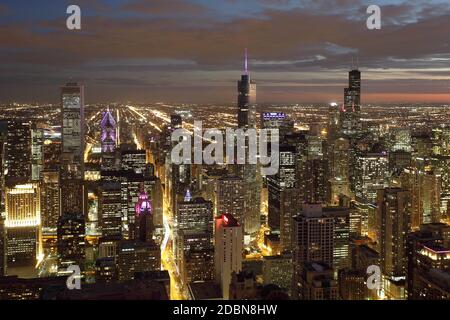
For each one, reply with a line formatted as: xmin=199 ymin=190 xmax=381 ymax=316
xmin=356 ymin=55 xmax=359 ymax=70
xmin=351 ymin=56 xmax=355 ymax=70
xmin=244 ymin=48 xmax=248 ymax=75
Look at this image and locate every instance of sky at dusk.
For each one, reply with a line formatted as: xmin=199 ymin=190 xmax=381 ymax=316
xmin=1 ymin=0 xmax=450 ymax=104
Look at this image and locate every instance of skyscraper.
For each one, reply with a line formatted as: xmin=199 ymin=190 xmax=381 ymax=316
xmin=216 ymin=176 xmax=246 ymax=224
xmin=61 ymin=82 xmax=85 ymax=176
xmin=134 ymin=187 xmax=154 ymax=242
xmin=175 ymin=196 xmax=214 ymax=283
xmin=5 ymin=183 xmax=41 ymax=267
xmin=340 ymin=67 xmax=361 ymax=137
xmin=0 ymin=216 xmax=6 ymax=276
xmin=355 ymin=150 xmax=389 ymax=203
xmin=261 ymin=112 xmax=293 ymax=143
xmin=99 ymin=181 xmax=122 ymax=238
xmin=267 ymin=145 xmax=296 ymax=231
xmin=377 ymin=188 xmax=411 ymax=299
xmin=40 ymin=170 xmax=60 ymax=235
xmin=237 ymin=49 xmax=256 ymax=129
xmin=214 ymin=214 xmax=243 ymax=300
xmin=31 ymin=124 xmax=44 ymax=182
xmin=116 ymin=188 xmax=160 ymax=281
xmin=101 ymin=108 xmax=117 ymax=170
xmin=4 ymin=120 xmax=31 ymax=186
xmin=60 ymin=83 xmax=85 ymax=220
xmin=235 ymin=51 xmax=261 ymax=235
xmin=57 ymin=213 xmax=86 ymax=271
xmin=400 ymin=168 xmax=442 ymax=228
xmin=303 ymin=135 xmax=327 ymax=204
xmin=59 ymin=174 xmax=84 ymax=216
xmin=101 ymin=108 xmax=117 ymax=153
xmin=327 ymin=137 xmax=350 ymax=205
xmin=262 ymin=253 xmax=293 ymax=295
xmin=323 ymin=207 xmax=350 ymax=271
xmin=116 ymin=240 xmax=161 ymax=281
xmin=293 ymin=204 xmax=334 ymax=267
xmin=292 ymin=204 xmax=334 ymax=298
xmin=407 ymin=223 xmax=450 ymax=299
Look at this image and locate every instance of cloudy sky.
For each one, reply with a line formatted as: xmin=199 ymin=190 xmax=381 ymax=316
xmin=1 ymin=0 xmax=450 ymax=104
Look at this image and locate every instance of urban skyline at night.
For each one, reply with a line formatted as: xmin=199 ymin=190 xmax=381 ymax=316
xmin=0 ymin=0 xmax=449 ymax=307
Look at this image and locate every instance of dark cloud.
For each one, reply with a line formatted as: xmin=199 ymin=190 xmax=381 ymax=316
xmin=1 ymin=0 xmax=450 ymax=103
xmin=122 ymin=0 xmax=207 ymax=15
xmin=0 ymin=4 xmax=9 ymax=15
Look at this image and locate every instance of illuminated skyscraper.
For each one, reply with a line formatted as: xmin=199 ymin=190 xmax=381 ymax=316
xmin=42 ymin=127 xmax=62 ymax=171
xmin=355 ymin=149 xmax=389 ymax=203
xmin=0 ymin=216 xmax=6 ymax=276
xmin=263 ymin=253 xmax=293 ymax=295
xmin=116 ymin=240 xmax=160 ymax=281
xmin=59 ymin=173 xmax=84 ymax=216
xmin=338 ymin=67 xmax=362 ymax=202
xmin=327 ymin=137 xmax=350 ymax=206
xmin=237 ymin=49 xmax=256 ymax=129
xmin=60 ymin=83 xmax=85 ymax=220
xmin=377 ymin=188 xmax=411 ymax=299
xmin=407 ymin=223 xmax=450 ymax=300
xmin=261 ymin=112 xmax=293 ymax=143
xmin=134 ymin=187 xmax=153 ymax=242
xmin=4 ymin=120 xmax=31 ymax=186
xmin=304 ymin=135 xmax=327 ymax=204
xmin=99 ymin=181 xmax=122 ymax=237
xmin=57 ymin=213 xmax=86 ymax=271
xmin=432 ymin=126 xmax=450 ymax=156
xmin=101 ymin=108 xmax=116 ymax=153
xmin=400 ymin=168 xmax=442 ymax=228
xmin=323 ymin=207 xmax=350 ymax=271
xmin=31 ymin=124 xmax=44 ymax=181
xmin=61 ymin=82 xmax=84 ymax=176
xmin=101 ymin=108 xmax=117 ymax=170
xmin=327 ymin=103 xmax=341 ymax=142
xmin=293 ymin=204 xmax=334 ymax=267
xmin=216 ymin=176 xmax=246 ymax=224
xmin=391 ymin=128 xmax=412 ymax=152
xmin=175 ymin=196 xmax=214 ymax=283
xmin=121 ymin=149 xmax=146 ymax=174
xmin=235 ymin=54 xmax=261 ymax=235
xmin=268 ymin=145 xmax=296 ymax=231
xmin=5 ymin=183 xmax=41 ymax=267
xmin=292 ymin=204 xmax=334 ymax=298
xmin=214 ymin=214 xmax=243 ymax=300
xmin=340 ymin=67 xmax=361 ymax=137
xmin=116 ymin=188 xmax=160 ymax=281
xmin=432 ymin=155 xmax=450 ymax=223
xmin=40 ymin=170 xmax=60 ymax=235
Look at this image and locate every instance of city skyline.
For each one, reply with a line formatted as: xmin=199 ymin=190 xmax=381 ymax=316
xmin=1 ymin=0 xmax=450 ymax=103
xmin=0 ymin=0 xmax=450 ymax=304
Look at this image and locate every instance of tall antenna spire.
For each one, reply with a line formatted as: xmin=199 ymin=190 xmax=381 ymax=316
xmin=244 ymin=48 xmax=248 ymax=75
xmin=356 ymin=55 xmax=359 ymax=70
xmin=351 ymin=56 xmax=355 ymax=70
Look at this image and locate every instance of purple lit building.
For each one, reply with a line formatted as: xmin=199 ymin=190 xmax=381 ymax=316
xmin=101 ymin=108 xmax=117 ymax=153
xmin=134 ymin=186 xmax=153 ymax=242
